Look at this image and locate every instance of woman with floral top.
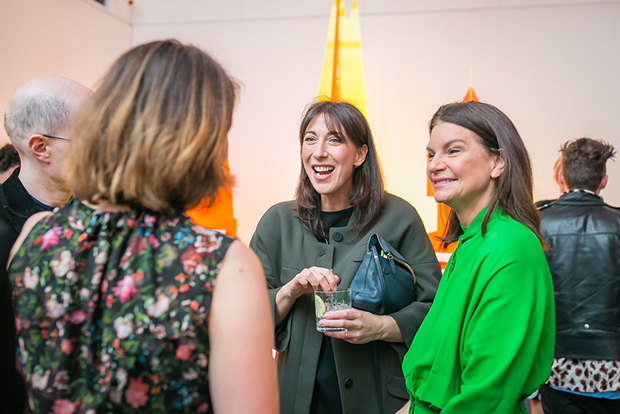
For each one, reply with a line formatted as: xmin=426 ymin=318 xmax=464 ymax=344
xmin=8 ymin=40 xmax=278 ymax=414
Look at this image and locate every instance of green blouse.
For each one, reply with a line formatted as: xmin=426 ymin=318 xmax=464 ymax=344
xmin=402 ymin=207 xmax=555 ymax=414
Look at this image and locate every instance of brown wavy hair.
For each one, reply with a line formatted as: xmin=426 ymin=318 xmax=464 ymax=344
xmin=68 ymin=40 xmax=236 ymax=212
xmin=430 ymin=102 xmax=546 ymax=249
xmin=295 ymin=100 xmax=384 ymax=239
xmin=561 ymin=138 xmax=615 ymax=192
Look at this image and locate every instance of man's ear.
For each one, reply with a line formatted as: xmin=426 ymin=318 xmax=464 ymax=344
xmin=597 ymin=175 xmax=608 ymax=194
xmin=28 ymin=134 xmax=51 ymax=163
xmin=490 ymin=154 xmax=505 ymax=179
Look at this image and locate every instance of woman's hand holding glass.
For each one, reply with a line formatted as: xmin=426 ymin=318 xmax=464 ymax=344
xmin=319 ymin=308 xmax=403 ymax=344
xmin=289 ymin=266 xmax=340 ymax=298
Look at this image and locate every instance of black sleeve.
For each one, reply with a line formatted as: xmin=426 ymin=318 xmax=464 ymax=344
xmin=0 ymin=219 xmax=27 ymax=414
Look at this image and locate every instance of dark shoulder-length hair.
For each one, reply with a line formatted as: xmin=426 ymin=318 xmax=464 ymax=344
xmin=295 ymin=100 xmax=384 ymax=239
xmin=430 ymin=102 xmax=546 ymax=249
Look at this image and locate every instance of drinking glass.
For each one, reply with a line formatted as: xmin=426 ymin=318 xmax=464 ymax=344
xmin=314 ymin=289 xmax=351 ymax=332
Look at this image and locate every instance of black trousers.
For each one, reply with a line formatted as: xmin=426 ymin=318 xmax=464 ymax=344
xmin=540 ymin=384 xmax=620 ymax=414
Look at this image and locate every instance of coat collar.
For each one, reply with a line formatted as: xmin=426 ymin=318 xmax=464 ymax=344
xmin=556 ymin=191 xmax=606 ymax=206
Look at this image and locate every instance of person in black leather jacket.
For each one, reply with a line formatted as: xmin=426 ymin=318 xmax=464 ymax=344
xmin=539 ymin=138 xmax=620 ymax=414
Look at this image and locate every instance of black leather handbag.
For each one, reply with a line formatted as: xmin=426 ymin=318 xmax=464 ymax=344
xmin=350 ymin=233 xmax=417 ymax=315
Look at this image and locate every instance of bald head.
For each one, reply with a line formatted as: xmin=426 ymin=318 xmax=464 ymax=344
xmin=4 ymin=76 xmax=92 ymax=150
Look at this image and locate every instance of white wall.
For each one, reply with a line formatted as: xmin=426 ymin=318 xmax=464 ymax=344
xmin=0 ymin=0 xmax=132 ymax=143
xmin=133 ymin=0 xmax=620 ymax=243
xmin=3 ymin=1 xmax=618 ymax=243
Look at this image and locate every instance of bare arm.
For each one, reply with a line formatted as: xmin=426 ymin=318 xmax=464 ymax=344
xmin=208 ymin=240 xmax=279 ymax=414
xmin=395 ymin=401 xmax=410 ymax=414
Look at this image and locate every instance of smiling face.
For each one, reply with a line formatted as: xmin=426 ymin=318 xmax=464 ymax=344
xmin=302 ymin=114 xmax=368 ymax=211
xmin=427 ymin=121 xmax=504 ymax=226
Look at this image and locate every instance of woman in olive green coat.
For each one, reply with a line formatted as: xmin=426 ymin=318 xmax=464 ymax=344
xmin=250 ymin=101 xmax=441 ymax=414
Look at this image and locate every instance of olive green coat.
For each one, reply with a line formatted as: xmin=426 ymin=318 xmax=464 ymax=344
xmin=250 ymin=194 xmax=441 ymax=414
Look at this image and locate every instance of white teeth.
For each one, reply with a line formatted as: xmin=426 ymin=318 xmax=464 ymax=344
xmin=314 ymin=166 xmax=334 ymax=173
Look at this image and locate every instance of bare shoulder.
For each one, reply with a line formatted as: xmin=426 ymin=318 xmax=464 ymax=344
xmin=8 ymin=211 xmax=52 ymax=265
xmin=218 ymin=239 xmax=264 ymax=282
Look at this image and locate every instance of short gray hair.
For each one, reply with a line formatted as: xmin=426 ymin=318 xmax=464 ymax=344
xmin=4 ymin=89 xmax=71 ymax=141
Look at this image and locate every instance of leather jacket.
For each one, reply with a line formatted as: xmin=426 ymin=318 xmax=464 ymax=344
xmin=539 ymin=191 xmax=620 ymax=360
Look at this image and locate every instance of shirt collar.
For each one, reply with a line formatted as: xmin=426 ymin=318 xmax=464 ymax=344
xmin=459 ymin=205 xmax=500 ymax=243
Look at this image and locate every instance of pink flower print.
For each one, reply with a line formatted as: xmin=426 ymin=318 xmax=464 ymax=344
xmin=41 ymin=225 xmax=62 ymax=250
xmin=70 ymin=310 xmax=86 ymax=324
xmin=125 ymin=378 xmax=149 ymax=409
xmin=23 ymin=267 xmax=39 ymax=289
xmin=194 ymin=232 xmax=222 ymax=253
xmin=144 ymin=214 xmax=157 ymax=226
xmin=112 ymin=276 xmax=138 ymax=303
xmin=51 ymin=399 xmax=75 ymax=414
xmin=198 ymin=402 xmax=210 ymax=413
xmin=45 ymin=297 xmax=66 ymax=319
xmin=148 ymin=233 xmax=160 ymax=248
xmin=94 ymin=250 xmax=108 ymax=265
xmin=181 ymin=245 xmax=200 ymax=274
xmin=53 ymin=370 xmax=70 ymax=390
xmin=113 ymin=316 xmax=133 ymax=339
xmin=31 ymin=369 xmax=50 ymax=390
xmin=198 ymin=353 xmax=208 ymax=368
xmin=61 ymin=339 xmax=73 ymax=355
xmin=149 ymin=324 xmax=166 ymax=339
xmin=182 ymin=370 xmax=199 ymax=381
xmin=52 ymin=251 xmax=74 ymax=277
xmin=146 ymin=293 xmax=170 ymax=318
xmin=175 ymin=344 xmax=196 ymax=361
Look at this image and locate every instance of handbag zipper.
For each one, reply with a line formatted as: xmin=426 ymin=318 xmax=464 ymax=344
xmin=386 ymin=252 xmax=416 ymax=285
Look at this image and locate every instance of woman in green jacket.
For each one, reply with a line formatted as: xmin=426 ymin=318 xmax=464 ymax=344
xmin=250 ymin=101 xmax=441 ymax=414
xmin=399 ymin=102 xmax=555 ymax=414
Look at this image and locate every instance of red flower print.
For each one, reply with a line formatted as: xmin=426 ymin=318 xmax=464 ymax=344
xmin=175 ymin=344 xmax=196 ymax=361
xmin=61 ymin=339 xmax=73 ymax=355
xmin=125 ymin=378 xmax=149 ymax=409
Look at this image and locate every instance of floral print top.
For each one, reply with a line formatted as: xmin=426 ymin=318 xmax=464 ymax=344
xmin=9 ymin=198 xmax=233 ymax=414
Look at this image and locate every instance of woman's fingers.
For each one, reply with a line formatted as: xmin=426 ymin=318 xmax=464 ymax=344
xmin=301 ymin=267 xmax=339 ymax=292
xmin=288 ymin=267 xmax=341 ymax=300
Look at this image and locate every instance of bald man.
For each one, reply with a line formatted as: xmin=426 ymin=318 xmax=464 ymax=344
xmin=1 ymin=76 xmax=92 ymax=241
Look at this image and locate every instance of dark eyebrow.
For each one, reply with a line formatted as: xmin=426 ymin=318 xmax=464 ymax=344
xmin=443 ymin=138 xmax=466 ymax=147
xmin=304 ymin=130 xmax=341 ymax=139
xmin=427 ymin=138 xmax=466 ymax=152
